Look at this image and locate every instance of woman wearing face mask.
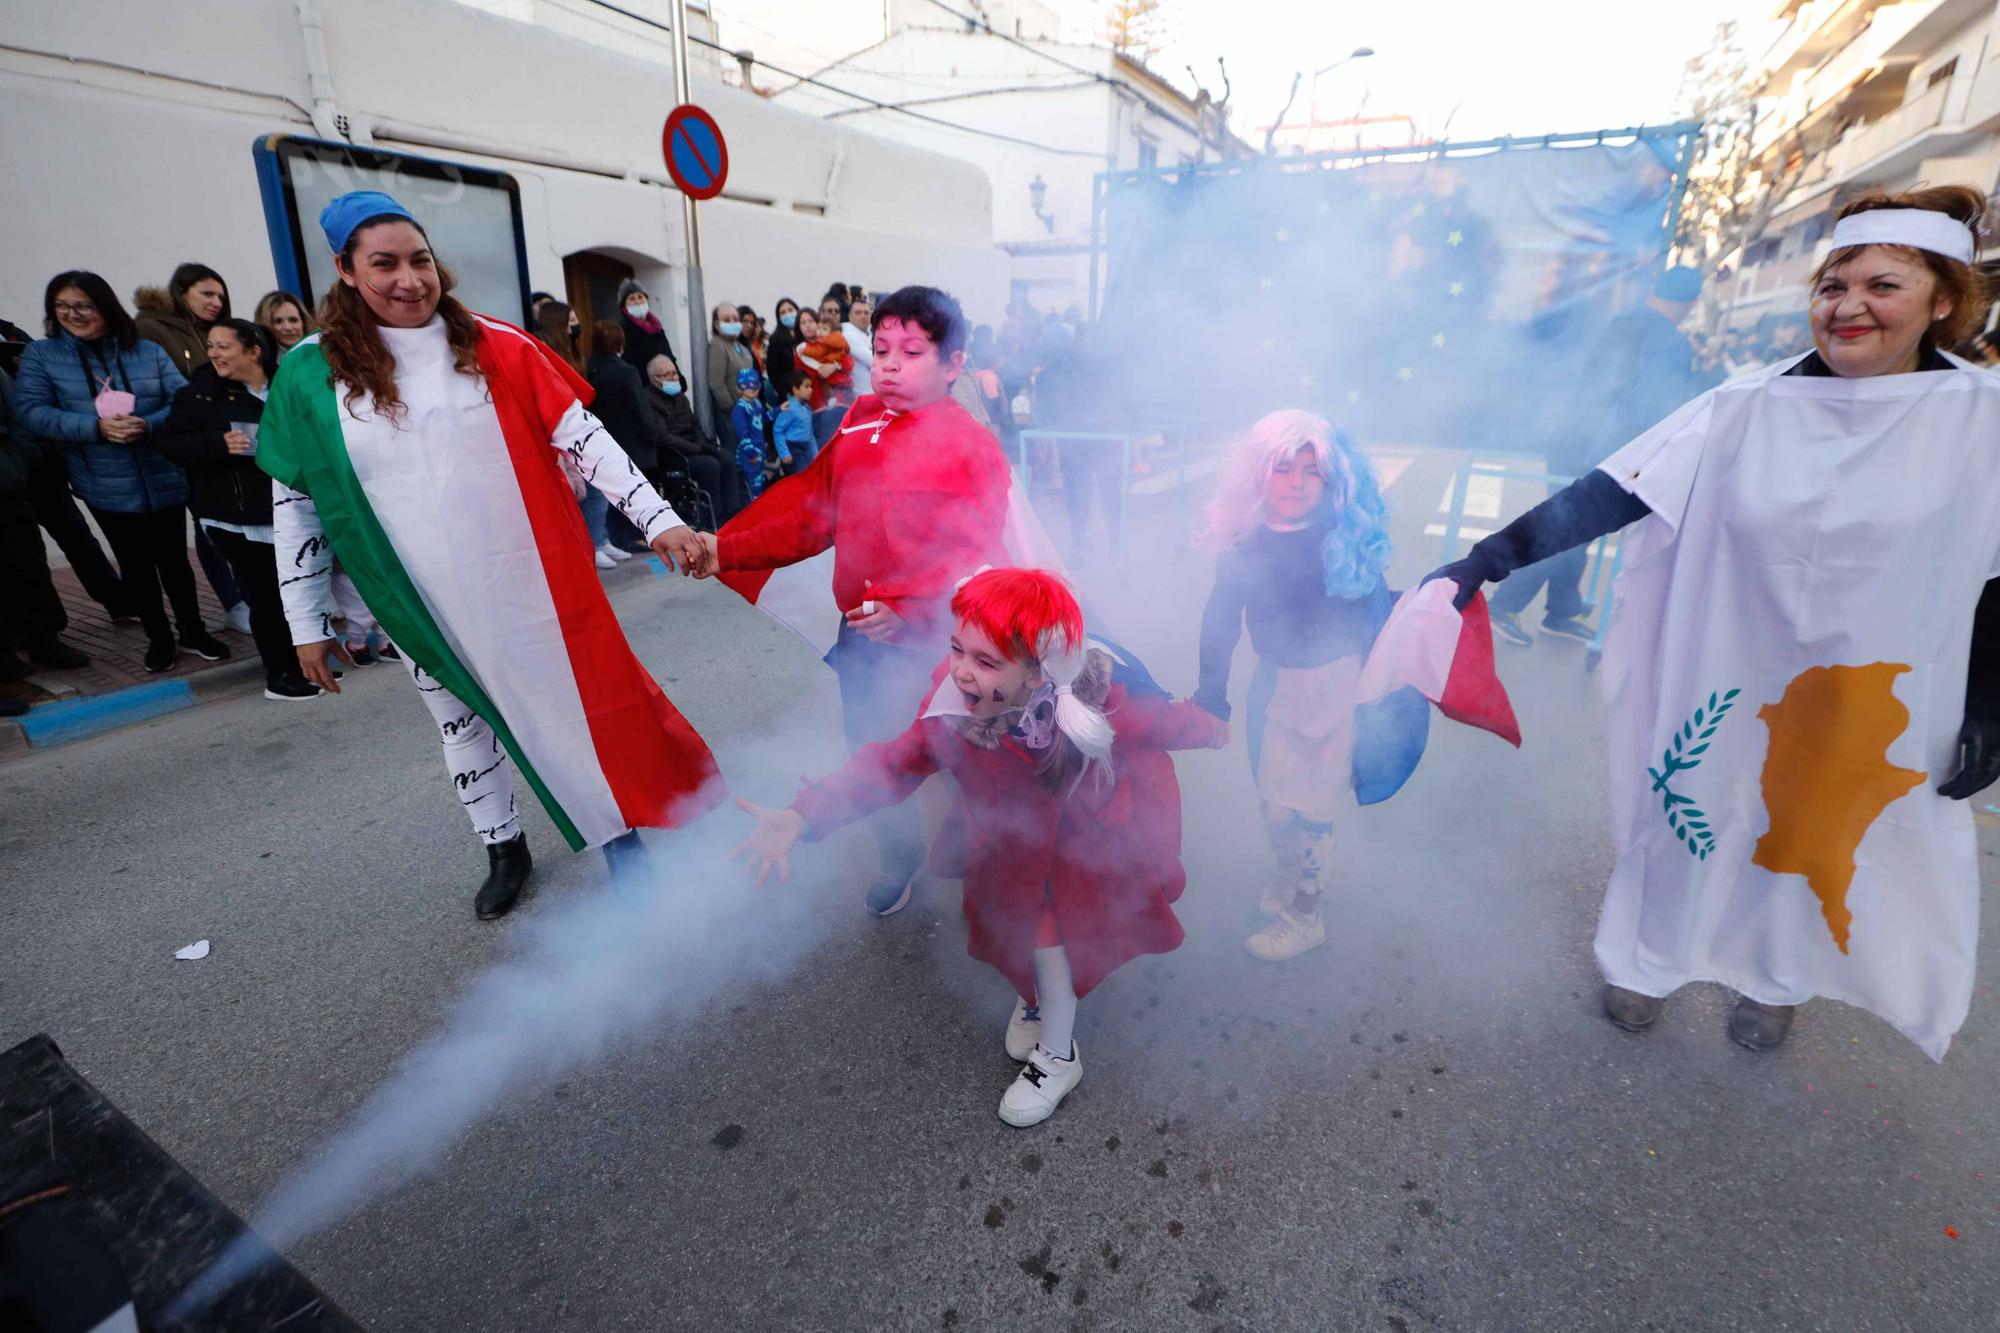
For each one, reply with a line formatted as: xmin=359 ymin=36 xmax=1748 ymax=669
xmin=254 ymin=291 xmax=315 ymax=358
xmin=257 ymin=190 xmax=719 ymax=920
xmin=13 ymin=271 xmax=227 ymax=673
xmin=616 ymin=279 xmax=680 ymax=383
xmin=766 ymin=297 xmax=803 ymax=402
xmin=706 ymin=301 xmax=755 ymax=457
xmin=645 ymin=353 xmax=738 ymax=522
xmin=156 ymin=320 xmax=317 ymax=699
xmin=1433 ymin=186 xmax=2000 ymax=1061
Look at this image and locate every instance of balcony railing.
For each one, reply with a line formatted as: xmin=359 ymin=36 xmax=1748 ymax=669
xmin=1753 ymin=0 xmax=1941 ymax=153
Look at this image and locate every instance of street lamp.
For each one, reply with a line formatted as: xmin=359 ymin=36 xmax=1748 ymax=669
xmin=1029 ymin=174 xmax=1054 ymax=234
xmin=1310 ymin=46 xmax=1374 ymax=153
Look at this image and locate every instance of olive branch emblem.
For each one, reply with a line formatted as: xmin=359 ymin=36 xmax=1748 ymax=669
xmin=1648 ymin=688 xmax=1741 ymax=861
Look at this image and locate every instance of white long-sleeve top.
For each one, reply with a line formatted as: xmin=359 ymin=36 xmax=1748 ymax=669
xmin=273 ymin=396 xmax=680 ymax=646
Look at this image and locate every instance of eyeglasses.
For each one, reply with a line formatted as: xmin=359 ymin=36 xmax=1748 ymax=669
xmin=53 ymin=301 xmax=98 ymax=317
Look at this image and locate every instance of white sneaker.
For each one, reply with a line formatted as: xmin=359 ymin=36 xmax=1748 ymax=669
xmin=1005 ymin=998 xmax=1042 ymax=1062
xmin=999 ymin=1042 xmax=1082 ymax=1127
xmin=599 ymin=543 xmax=632 ymax=563
xmin=222 ymin=602 xmax=253 ymax=634
xmin=594 ymin=548 xmax=618 ymax=569
xmin=1245 ymin=906 xmax=1327 ymax=962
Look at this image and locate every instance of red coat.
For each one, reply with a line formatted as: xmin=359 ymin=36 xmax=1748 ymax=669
xmin=716 ymin=394 xmax=1010 ymax=641
xmin=791 ymin=687 xmax=1227 ymax=1001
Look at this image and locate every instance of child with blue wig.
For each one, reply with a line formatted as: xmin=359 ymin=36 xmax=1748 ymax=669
xmin=1192 ymin=410 xmax=1394 ymax=961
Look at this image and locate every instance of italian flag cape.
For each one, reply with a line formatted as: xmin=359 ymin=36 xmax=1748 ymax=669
xmin=257 ymin=316 xmax=722 ymax=851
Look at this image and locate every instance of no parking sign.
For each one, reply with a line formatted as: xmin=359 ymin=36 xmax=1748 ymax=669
xmin=662 ymin=104 xmax=728 ymax=201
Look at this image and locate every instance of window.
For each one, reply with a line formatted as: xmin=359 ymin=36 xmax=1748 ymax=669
xmin=1137 ymin=140 xmax=1158 ymax=171
xmin=1929 ymin=58 xmax=1959 ymax=89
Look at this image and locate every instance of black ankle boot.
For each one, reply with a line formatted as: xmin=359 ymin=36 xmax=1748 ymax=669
xmin=475 ymin=835 xmax=532 ymax=920
xmin=1727 ymin=997 xmax=1795 ymax=1052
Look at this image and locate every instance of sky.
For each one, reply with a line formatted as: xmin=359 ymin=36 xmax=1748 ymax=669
xmin=716 ymin=0 xmax=1780 ymax=145
xmin=1055 ymin=0 xmax=1779 ymax=142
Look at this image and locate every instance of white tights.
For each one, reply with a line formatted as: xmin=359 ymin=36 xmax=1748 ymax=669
xmin=1032 ymin=945 xmax=1078 ymax=1061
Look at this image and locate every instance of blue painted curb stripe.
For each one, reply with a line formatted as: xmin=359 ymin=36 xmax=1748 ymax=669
xmin=19 ymin=680 xmax=197 ymax=748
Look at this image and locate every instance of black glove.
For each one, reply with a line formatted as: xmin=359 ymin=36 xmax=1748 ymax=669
xmin=1938 ymin=715 xmax=2000 ymax=800
xmin=1422 ymin=556 xmax=1497 ymax=611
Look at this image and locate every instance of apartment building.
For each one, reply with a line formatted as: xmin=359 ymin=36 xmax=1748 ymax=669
xmin=1726 ymin=0 xmax=2000 ymax=331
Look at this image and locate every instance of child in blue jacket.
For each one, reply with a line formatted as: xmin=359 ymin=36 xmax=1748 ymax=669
xmin=771 ymin=374 xmax=818 ymax=475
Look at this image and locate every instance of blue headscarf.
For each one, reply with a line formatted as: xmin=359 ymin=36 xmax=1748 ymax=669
xmin=319 ymin=190 xmax=418 ymax=255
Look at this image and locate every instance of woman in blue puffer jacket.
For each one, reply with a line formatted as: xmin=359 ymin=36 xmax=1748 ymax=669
xmin=14 ymin=270 xmax=230 ymax=672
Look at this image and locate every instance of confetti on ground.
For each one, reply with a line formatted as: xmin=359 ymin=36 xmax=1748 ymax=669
xmin=1647 ymin=1150 xmax=1657 ymax=1158
xmin=1944 ymin=1226 xmax=1961 ymax=1240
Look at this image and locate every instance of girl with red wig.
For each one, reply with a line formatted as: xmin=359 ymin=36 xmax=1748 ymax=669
xmin=736 ymin=567 xmax=1228 ymax=1126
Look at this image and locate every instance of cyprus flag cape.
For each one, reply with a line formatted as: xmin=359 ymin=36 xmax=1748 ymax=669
xmin=258 ymin=317 xmax=722 ymax=852
xmin=1596 ymin=353 xmax=2000 ymax=1059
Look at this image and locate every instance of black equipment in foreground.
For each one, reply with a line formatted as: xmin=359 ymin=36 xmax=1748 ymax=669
xmin=0 ymin=1033 xmax=362 ymax=1331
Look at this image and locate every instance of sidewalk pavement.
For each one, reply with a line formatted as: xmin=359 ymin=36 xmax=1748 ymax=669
xmin=1 ymin=556 xmax=266 ymax=758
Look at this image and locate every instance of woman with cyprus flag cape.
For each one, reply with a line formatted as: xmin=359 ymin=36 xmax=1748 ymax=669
xmin=1437 ymin=187 xmax=2000 ymax=1059
xmin=259 ymin=191 xmax=719 ymax=921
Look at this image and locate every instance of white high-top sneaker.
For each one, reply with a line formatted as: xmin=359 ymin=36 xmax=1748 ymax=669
xmin=1005 ymin=998 xmax=1042 ymax=1062
xmin=998 ymin=1042 xmax=1082 ymax=1127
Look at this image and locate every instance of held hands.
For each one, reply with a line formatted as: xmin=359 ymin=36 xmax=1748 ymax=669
xmin=731 ymin=798 xmax=806 ymax=888
xmin=1938 ymin=716 xmax=2000 ymax=800
xmin=297 ymin=639 xmax=353 ymax=694
xmin=844 ymin=581 xmax=904 ymax=643
xmin=652 ymin=525 xmax=714 ymax=578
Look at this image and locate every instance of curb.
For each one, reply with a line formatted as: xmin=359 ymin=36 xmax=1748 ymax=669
xmin=0 ymin=659 xmax=265 ymax=758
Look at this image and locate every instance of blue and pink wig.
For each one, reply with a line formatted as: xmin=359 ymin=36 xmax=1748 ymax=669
xmin=1199 ymin=409 xmax=1391 ymax=599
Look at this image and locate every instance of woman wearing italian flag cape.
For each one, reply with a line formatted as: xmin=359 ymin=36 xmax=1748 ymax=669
xmin=259 ymin=191 xmax=720 ymax=920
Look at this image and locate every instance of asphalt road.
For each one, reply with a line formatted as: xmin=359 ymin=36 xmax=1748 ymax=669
xmin=4 ymin=470 xmax=1998 ymax=1332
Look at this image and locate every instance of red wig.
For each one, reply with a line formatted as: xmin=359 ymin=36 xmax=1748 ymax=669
xmin=950 ymin=567 xmax=1085 ymax=664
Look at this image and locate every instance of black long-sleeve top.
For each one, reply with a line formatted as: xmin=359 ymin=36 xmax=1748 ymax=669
xmin=1459 ymin=345 xmax=1999 ymax=719
xmin=1194 ymin=523 xmax=1391 ymax=720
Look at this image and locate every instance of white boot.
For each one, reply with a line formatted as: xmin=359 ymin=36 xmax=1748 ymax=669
xmin=999 ymin=1042 xmax=1082 ymax=1127
xmin=1005 ymin=997 xmax=1042 ymax=1062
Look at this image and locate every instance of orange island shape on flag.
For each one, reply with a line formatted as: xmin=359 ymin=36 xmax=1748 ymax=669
xmin=1751 ymin=663 xmax=1928 ymax=955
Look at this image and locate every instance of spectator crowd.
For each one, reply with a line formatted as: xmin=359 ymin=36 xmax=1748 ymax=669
xmin=0 ymin=261 xmax=1100 ymax=720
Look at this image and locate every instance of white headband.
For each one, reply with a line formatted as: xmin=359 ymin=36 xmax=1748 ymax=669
xmin=1829 ymin=209 xmax=1976 ymax=264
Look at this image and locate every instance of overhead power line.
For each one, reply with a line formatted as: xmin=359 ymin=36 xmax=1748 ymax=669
xmin=577 ymin=0 xmax=1105 ymax=158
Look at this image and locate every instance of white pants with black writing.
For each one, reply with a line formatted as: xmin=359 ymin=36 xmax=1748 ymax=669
xmin=401 ymin=651 xmax=520 ymax=846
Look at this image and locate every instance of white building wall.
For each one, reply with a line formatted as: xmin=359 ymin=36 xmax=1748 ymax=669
xmin=0 ymin=0 xmax=1005 ymax=332
xmin=770 ymin=26 xmax=1206 ymax=312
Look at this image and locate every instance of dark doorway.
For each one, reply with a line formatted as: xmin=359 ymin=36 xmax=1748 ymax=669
xmin=563 ymin=252 xmax=636 ymax=358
